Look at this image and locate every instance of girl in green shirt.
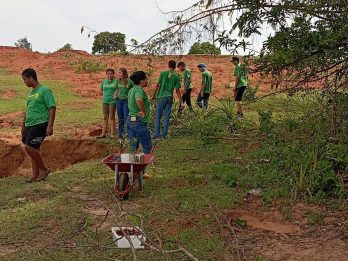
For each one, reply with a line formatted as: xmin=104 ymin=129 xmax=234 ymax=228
xmin=98 ymin=68 xmax=117 ymax=138
xmin=113 ymin=68 xmax=134 ymax=140
xmin=126 ymin=71 xmax=152 ymax=154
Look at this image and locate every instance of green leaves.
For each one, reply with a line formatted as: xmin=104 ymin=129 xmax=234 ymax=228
xmin=188 ymin=42 xmax=221 ymax=55
xmin=91 ymin=31 xmax=126 ymax=55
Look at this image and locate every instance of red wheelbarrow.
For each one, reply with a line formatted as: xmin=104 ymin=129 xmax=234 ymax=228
xmin=102 ymin=152 xmax=154 ymax=200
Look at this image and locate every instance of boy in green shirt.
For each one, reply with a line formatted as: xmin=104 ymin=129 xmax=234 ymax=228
xmin=152 ymin=60 xmax=183 ymax=139
xmin=177 ymin=62 xmax=193 ymax=111
xmin=196 ymin=63 xmax=212 ymax=109
xmin=230 ymin=56 xmax=248 ymax=119
xmin=21 ymin=68 xmax=56 ymax=182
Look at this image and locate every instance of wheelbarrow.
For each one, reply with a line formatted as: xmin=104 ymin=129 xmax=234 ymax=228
xmin=102 ymin=151 xmax=154 ymax=200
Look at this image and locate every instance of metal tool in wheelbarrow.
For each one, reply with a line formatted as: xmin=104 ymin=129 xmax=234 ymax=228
xmin=102 ymin=146 xmax=155 ymax=200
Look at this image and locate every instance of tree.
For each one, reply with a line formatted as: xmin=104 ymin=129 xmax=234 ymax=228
xmin=14 ymin=37 xmax=31 ymax=50
xmin=132 ymin=0 xmax=348 ymax=91
xmin=61 ymin=43 xmax=73 ymax=50
xmin=188 ymin=42 xmax=221 ymax=55
xmin=92 ymin=32 xmax=126 ymax=54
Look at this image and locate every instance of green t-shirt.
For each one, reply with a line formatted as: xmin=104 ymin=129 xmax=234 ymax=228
xmin=100 ymin=79 xmax=117 ymax=104
xmin=128 ymin=85 xmax=151 ymax=124
xmin=156 ymin=70 xmax=181 ymax=99
xmin=234 ymin=64 xmax=248 ymax=88
xmin=116 ymin=79 xmax=134 ymax=100
xmin=183 ymin=69 xmax=192 ymax=90
xmin=25 ymin=85 xmax=56 ymax=127
xmin=202 ymin=70 xmax=213 ymax=94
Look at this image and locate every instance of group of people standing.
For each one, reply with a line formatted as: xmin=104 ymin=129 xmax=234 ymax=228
xmin=98 ymin=60 xmax=214 ymax=144
xmin=20 ymin=56 xmax=248 ymax=182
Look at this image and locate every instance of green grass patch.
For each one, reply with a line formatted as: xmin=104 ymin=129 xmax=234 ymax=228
xmin=0 ymin=68 xmax=102 ymax=135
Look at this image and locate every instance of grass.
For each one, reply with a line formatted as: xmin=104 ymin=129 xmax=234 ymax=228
xmin=0 ymin=136 xmax=242 ymax=260
xmin=70 ymin=59 xmax=106 ymax=73
xmin=0 ymin=69 xmax=101 ymax=136
xmin=1 ymin=69 xmax=347 ymax=259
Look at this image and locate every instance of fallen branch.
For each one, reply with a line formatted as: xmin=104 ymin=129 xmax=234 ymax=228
xmin=200 ymin=195 xmax=246 ymax=261
xmin=95 ymin=210 xmax=110 ymax=246
xmin=206 ymin=136 xmax=263 ymax=141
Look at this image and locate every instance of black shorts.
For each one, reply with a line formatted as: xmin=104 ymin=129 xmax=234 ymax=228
xmin=22 ymin=122 xmax=48 ymax=149
xmin=235 ymin=86 xmax=246 ymax=101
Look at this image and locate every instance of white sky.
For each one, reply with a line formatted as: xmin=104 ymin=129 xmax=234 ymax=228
xmin=0 ymin=0 xmax=271 ymax=54
xmin=0 ymin=0 xmax=197 ymax=53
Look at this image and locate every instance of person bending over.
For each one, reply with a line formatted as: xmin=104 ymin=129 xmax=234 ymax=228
xmin=98 ymin=68 xmax=117 ymax=138
xmin=21 ymin=68 xmax=56 ymax=182
xmin=113 ymin=68 xmax=134 ymax=140
xmin=152 ymin=60 xmax=182 ymax=139
xmin=127 ymin=71 xmax=152 ymax=153
xmin=177 ymin=62 xmax=193 ymax=112
xmin=196 ymin=63 xmax=212 ymax=109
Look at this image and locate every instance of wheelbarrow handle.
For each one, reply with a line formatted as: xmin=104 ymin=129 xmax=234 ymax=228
xmin=150 ymin=144 xmax=156 ymax=155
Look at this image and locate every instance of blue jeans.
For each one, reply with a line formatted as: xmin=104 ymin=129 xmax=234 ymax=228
xmin=196 ymin=93 xmax=210 ymax=109
xmin=126 ymin=116 xmax=152 ymax=154
xmin=154 ymin=97 xmax=173 ymax=139
xmin=116 ymin=99 xmax=129 ymax=138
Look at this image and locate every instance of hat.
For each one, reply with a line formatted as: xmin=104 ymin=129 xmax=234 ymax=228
xmin=197 ymin=63 xmax=206 ymax=68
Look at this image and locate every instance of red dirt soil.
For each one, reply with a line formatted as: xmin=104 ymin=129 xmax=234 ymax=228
xmin=225 ymin=198 xmax=348 ymax=261
xmin=0 ymin=138 xmax=113 ymax=178
xmin=0 ymin=111 xmax=24 ymax=128
xmin=0 ymin=89 xmax=17 ymax=99
xmin=0 ymin=46 xmax=271 ymax=100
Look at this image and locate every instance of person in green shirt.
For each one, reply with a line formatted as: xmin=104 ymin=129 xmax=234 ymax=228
xmin=196 ymin=63 xmax=212 ymax=109
xmin=177 ymin=62 xmax=193 ymax=112
xmin=98 ymin=68 xmax=117 ymax=138
xmin=230 ymin=56 xmax=248 ymax=119
xmin=152 ymin=60 xmax=183 ymax=139
xmin=127 ymin=71 xmax=152 ymax=154
xmin=21 ymin=68 xmax=56 ymax=182
xmin=113 ymin=68 xmax=134 ymax=140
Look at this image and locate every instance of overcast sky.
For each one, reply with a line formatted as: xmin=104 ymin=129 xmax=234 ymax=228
xmin=0 ymin=0 xmax=271 ymax=54
xmin=0 ymin=0 xmax=198 ymax=53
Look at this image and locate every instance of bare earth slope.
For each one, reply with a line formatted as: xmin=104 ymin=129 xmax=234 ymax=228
xmin=0 ymin=46 xmax=268 ymax=99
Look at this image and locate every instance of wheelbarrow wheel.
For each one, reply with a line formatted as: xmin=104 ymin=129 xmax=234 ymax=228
xmin=118 ymin=172 xmax=129 ymax=200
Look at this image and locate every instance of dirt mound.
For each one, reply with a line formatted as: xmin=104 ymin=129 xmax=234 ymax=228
xmin=230 ymin=209 xmax=300 ymax=234
xmin=0 ymin=46 xmax=272 ymax=100
xmin=0 ymin=111 xmax=24 ymax=128
xmin=74 ymin=124 xmax=103 ymax=137
xmin=226 ymin=198 xmax=348 ymax=260
xmin=52 ymin=49 xmax=92 ymax=57
xmin=0 ymin=138 xmax=114 ymax=178
xmin=0 ymin=89 xmax=17 ymax=99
